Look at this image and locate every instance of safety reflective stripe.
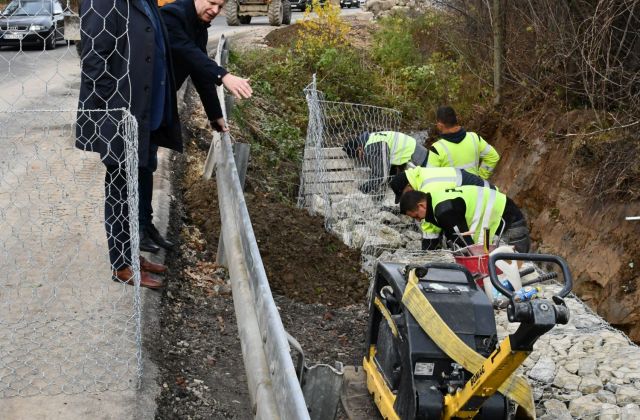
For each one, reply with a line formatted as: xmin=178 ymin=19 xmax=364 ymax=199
xmin=381 ymin=141 xmax=389 ymax=180
xmin=473 ymin=133 xmax=479 ymax=169
xmin=420 ymin=175 xmax=459 ymax=189
xmin=480 ymin=163 xmax=494 ymax=172
xmin=479 ymin=188 xmax=497 ymax=243
xmin=483 ymin=180 xmax=490 ymax=188
xmin=422 ymin=232 xmax=440 ymax=239
xmin=389 ymin=132 xmax=400 ymax=160
xmin=396 ymin=134 xmax=410 ymax=162
xmin=457 ymin=162 xmax=476 ymax=169
xmin=479 ymin=144 xmax=494 ymax=158
xmin=437 ymin=141 xmax=455 ymax=167
xmin=455 ymin=169 xmax=463 ymax=186
xmin=469 ymin=187 xmax=485 ymax=237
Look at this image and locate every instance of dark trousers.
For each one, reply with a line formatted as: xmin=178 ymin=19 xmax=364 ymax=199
xmin=139 ymin=143 xmax=159 ymax=231
xmin=105 ymin=165 xmax=131 ymax=271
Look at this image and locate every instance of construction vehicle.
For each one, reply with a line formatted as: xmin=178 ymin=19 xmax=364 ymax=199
xmin=225 ymin=0 xmax=291 ymax=26
xmin=364 ymin=253 xmax=572 ymax=419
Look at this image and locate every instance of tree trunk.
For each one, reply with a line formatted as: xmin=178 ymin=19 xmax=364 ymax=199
xmin=493 ymin=0 xmax=505 ymax=106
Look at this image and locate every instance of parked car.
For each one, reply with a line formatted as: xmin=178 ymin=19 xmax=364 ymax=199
xmin=0 ymin=0 xmax=65 ymax=49
xmin=289 ymin=0 xmax=310 ymax=11
xmin=340 ymin=0 xmax=359 ymax=7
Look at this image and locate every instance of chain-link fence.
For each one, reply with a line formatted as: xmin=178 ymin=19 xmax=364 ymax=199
xmin=299 ymin=76 xmax=449 ymax=270
xmin=0 ymin=0 xmax=142 ymax=399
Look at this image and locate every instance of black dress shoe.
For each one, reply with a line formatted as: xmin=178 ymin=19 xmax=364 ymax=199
xmin=146 ymin=223 xmax=174 ymax=250
xmin=140 ymin=229 xmax=161 ymax=253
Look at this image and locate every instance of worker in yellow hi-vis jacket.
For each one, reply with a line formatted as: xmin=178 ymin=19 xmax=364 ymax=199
xmin=427 ymin=106 xmax=500 ymax=180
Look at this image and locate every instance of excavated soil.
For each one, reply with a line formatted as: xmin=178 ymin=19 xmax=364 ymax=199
xmin=181 ymin=139 xmax=370 ymax=307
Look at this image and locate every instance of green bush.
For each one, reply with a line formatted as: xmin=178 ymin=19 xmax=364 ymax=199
xmin=372 ymin=16 xmax=423 ymax=71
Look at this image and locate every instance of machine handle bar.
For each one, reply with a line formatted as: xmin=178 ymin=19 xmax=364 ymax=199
xmin=408 ymin=262 xmax=478 ymax=289
xmin=488 ymin=253 xmax=573 ymax=301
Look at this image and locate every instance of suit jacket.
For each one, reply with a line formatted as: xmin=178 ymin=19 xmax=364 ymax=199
xmin=161 ymin=0 xmax=227 ymax=125
xmin=75 ymin=0 xmax=182 ymax=167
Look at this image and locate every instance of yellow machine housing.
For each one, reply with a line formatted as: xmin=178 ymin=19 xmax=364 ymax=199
xmin=364 ymin=253 xmax=572 ymax=419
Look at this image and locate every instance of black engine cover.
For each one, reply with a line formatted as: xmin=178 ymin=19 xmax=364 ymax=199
xmin=366 ymin=262 xmax=503 ymax=419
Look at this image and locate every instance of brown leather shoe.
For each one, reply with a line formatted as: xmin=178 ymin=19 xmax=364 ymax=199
xmin=112 ymin=266 xmax=164 ymax=290
xmin=140 ymin=256 xmax=168 ymax=274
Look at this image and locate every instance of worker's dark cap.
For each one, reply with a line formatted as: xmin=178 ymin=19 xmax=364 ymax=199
xmin=389 ymin=171 xmax=409 ymax=204
xmin=342 ymin=131 xmax=370 ymax=158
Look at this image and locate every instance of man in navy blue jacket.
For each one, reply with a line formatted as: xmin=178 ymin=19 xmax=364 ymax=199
xmin=77 ymin=0 xmax=181 ymax=289
xmin=135 ymin=0 xmax=252 ymax=252
xmin=161 ymin=0 xmax=253 ymax=126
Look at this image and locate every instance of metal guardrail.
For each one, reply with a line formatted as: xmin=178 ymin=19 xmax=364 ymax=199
xmin=205 ymin=35 xmax=311 ymax=419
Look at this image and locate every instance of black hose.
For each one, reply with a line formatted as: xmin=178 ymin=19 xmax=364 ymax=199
xmin=521 ymin=271 xmax=558 ymax=287
xmin=518 ymin=267 xmax=535 ymax=277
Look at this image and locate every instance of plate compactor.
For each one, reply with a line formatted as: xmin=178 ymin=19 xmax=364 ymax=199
xmin=364 ymin=253 xmax=573 ymax=420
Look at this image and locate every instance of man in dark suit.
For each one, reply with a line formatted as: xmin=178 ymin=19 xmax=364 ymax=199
xmin=132 ymin=0 xmax=252 ymax=253
xmin=160 ymin=0 xmax=252 ymax=129
xmin=76 ymin=0 xmax=181 ymax=289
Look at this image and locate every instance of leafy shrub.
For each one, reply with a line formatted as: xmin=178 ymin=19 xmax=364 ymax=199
xmin=295 ymin=0 xmax=351 ymax=62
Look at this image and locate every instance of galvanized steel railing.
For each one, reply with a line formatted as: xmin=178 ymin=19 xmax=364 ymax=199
xmin=205 ymin=35 xmax=310 ymax=420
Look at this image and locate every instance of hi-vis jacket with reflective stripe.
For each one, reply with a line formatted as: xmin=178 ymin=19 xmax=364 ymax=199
xmin=405 ymin=167 xmax=463 ymax=194
xmin=359 ymin=131 xmax=427 ymax=194
xmin=428 ymin=185 xmax=507 ymax=245
xmin=405 ymin=167 xmax=464 ymax=241
xmin=427 ymin=131 xmax=499 ymax=180
xmin=365 ymin=131 xmax=416 ymax=165
xmin=405 ymin=167 xmax=494 ymax=241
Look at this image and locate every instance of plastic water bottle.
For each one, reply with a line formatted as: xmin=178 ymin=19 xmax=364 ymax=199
xmin=514 ymin=286 xmax=541 ymax=302
xmin=491 ymin=279 xmax=514 ymax=300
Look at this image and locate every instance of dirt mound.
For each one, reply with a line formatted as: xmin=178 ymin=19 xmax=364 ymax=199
xmin=265 ymin=23 xmax=300 ymax=48
xmin=250 ymin=193 xmax=369 ymax=306
xmin=183 ymin=142 xmax=369 ymax=307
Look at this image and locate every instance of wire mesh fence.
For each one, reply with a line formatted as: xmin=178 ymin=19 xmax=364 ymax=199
xmin=0 ymin=0 xmax=142 ymax=399
xmin=298 ymin=77 xmax=449 ymax=270
xmin=0 ymin=109 xmax=141 ymax=397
